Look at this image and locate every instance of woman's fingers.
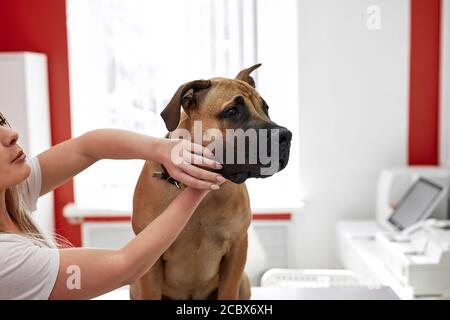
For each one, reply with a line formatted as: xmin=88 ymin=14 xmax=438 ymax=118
xmin=181 ymin=162 xmax=225 ymax=184
xmin=166 ymin=139 xmax=225 ymax=190
xmin=175 ymin=172 xmax=220 ymax=190
xmin=183 ymin=152 xmax=222 ymax=170
xmin=184 ymin=141 xmax=215 ymax=159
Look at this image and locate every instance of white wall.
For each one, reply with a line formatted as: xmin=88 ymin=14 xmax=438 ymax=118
xmin=295 ymin=0 xmax=410 ymax=267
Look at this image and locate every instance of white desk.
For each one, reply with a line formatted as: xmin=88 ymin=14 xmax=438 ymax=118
xmin=336 ymin=220 xmax=450 ymax=300
xmin=336 ymin=220 xmax=415 ymax=299
xmin=250 ymin=286 xmax=398 ymax=300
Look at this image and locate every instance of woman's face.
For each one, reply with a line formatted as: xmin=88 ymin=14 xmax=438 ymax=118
xmin=0 ymin=113 xmax=31 ymax=190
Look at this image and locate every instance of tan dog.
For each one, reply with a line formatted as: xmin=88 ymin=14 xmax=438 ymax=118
xmin=130 ymin=65 xmax=292 ymax=300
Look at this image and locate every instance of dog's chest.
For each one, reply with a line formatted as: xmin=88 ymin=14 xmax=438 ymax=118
xmin=162 ymin=207 xmax=248 ymax=288
xmin=163 ymin=211 xmax=243 ymax=261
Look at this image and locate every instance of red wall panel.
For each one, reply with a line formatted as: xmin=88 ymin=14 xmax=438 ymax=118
xmin=409 ymin=0 xmax=441 ymax=165
xmin=0 ymin=0 xmax=81 ymax=246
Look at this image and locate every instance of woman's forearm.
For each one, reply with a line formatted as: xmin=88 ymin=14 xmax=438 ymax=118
xmin=80 ymin=129 xmax=163 ymax=162
xmin=51 ymin=188 xmax=208 ymax=299
xmin=119 ymin=187 xmax=209 ymax=284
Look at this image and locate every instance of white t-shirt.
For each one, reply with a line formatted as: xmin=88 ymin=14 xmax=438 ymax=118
xmin=0 ymin=157 xmax=60 ymax=300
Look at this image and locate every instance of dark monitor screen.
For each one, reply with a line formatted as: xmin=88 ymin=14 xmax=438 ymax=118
xmin=388 ymin=178 xmax=444 ymax=231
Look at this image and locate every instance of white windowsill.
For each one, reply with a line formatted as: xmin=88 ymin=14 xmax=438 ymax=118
xmin=63 ymin=202 xmax=305 ymax=223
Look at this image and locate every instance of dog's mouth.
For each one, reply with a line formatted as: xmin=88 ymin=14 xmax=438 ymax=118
xmin=211 ymin=124 xmax=292 ymax=184
xmin=229 ymin=172 xmax=250 ymax=184
xmin=217 ymin=144 xmax=291 ymax=184
xmin=219 ymin=159 xmax=289 ymax=184
xmin=218 ymin=165 xmax=257 ymax=184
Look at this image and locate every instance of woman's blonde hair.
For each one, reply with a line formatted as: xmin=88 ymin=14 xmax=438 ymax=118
xmin=4 ymin=184 xmax=55 ymax=247
xmin=3 ymin=172 xmax=71 ymax=249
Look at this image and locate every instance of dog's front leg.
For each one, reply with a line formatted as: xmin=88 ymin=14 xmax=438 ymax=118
xmin=136 ymin=258 xmax=164 ymax=300
xmin=217 ymin=233 xmax=248 ymax=300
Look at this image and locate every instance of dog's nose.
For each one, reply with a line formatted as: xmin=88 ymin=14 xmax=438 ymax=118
xmin=277 ymin=127 xmax=291 ymax=171
xmin=279 ymin=128 xmax=292 ymax=146
xmin=269 ymin=127 xmax=292 ymax=146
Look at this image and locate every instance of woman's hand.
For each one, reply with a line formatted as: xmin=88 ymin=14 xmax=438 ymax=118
xmin=156 ymin=139 xmax=225 ymax=190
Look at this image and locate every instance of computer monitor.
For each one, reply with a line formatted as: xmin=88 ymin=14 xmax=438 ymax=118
xmin=388 ymin=177 xmax=447 ymax=231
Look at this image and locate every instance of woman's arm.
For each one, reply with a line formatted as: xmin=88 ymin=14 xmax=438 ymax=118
xmin=38 ymin=129 xmax=223 ymax=196
xmin=49 ymin=187 xmax=208 ymax=300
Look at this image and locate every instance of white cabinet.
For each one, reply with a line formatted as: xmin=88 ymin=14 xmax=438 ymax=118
xmin=0 ymin=52 xmax=54 ymax=234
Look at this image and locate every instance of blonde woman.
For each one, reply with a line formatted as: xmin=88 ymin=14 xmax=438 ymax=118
xmin=0 ymin=112 xmax=225 ymax=299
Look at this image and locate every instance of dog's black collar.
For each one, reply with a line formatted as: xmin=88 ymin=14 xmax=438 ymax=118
xmin=152 ymin=165 xmax=182 ymax=189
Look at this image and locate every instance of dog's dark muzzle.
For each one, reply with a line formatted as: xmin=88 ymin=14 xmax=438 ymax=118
xmin=276 ymin=126 xmax=292 ymax=171
xmin=217 ymin=123 xmax=292 ymax=184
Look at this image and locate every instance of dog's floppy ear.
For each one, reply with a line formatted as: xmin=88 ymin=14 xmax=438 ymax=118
xmin=235 ymin=63 xmax=262 ymax=88
xmin=160 ymin=79 xmax=211 ymax=132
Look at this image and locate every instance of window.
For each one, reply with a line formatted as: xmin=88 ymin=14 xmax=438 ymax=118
xmin=67 ymin=0 xmax=301 ymax=211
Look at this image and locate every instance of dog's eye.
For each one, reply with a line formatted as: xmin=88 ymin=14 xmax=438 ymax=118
xmin=226 ymin=107 xmax=240 ymax=118
xmin=218 ymin=100 xmax=248 ymax=121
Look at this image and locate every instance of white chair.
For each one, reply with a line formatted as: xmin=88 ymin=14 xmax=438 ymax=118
xmin=260 ymin=268 xmax=363 ymax=288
